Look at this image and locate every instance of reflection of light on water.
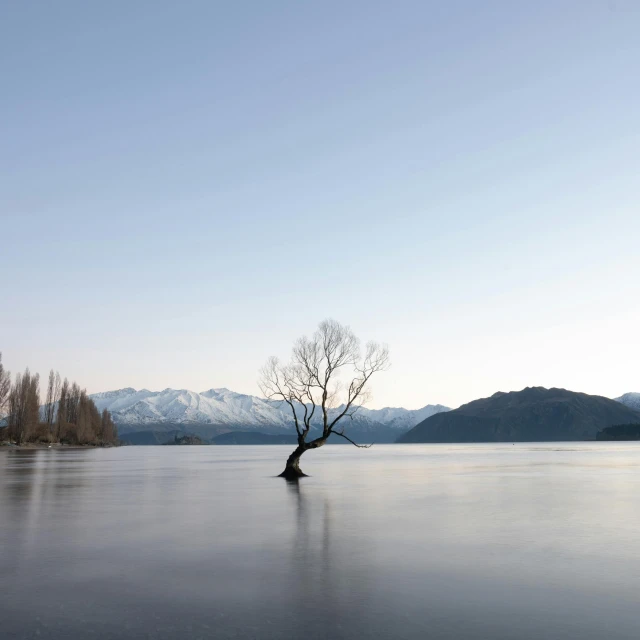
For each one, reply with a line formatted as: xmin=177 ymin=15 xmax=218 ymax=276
xmin=24 ymin=451 xmax=47 ymax=556
xmin=5 ymin=451 xmax=58 ymax=565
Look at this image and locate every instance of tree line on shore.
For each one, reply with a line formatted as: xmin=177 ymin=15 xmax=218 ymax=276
xmin=0 ymin=353 xmax=117 ymax=446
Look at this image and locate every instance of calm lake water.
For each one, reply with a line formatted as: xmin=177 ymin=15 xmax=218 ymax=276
xmin=2 ymin=443 xmax=640 ymax=639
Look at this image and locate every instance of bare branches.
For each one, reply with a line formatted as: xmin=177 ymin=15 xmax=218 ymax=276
xmin=259 ymin=356 xmax=302 ymax=437
xmin=332 ymin=430 xmax=373 ymax=448
xmin=326 ymin=341 xmax=390 ymax=433
xmin=0 ymin=353 xmax=10 ymax=417
xmin=7 ymin=368 xmax=40 ymax=445
xmin=259 ymin=319 xmax=390 ymax=449
xmin=44 ymin=369 xmax=61 ymax=428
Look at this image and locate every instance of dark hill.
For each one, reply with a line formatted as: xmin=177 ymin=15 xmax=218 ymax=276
xmin=397 ymin=387 xmax=640 ymax=443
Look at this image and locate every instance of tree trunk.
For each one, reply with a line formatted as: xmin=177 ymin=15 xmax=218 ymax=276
xmin=279 ymin=438 xmax=327 ymax=478
xmin=279 ymin=444 xmax=308 ymax=479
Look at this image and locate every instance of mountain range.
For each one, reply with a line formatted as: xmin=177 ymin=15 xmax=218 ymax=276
xmin=90 ymin=387 xmax=450 ymax=443
xmin=615 ymin=392 xmax=640 ymax=412
xmin=398 ymin=387 xmax=640 ymax=443
xmin=89 ymin=386 xmax=640 ymax=445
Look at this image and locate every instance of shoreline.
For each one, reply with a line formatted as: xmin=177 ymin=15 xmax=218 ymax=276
xmin=0 ymin=442 xmax=118 ymax=450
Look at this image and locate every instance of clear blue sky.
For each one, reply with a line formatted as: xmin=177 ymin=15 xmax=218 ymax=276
xmin=2 ymin=1 xmax=639 ymax=409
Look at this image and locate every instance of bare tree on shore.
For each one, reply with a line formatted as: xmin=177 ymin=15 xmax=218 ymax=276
xmin=0 ymin=353 xmax=10 ymax=417
xmin=44 ymin=370 xmax=62 ymax=431
xmin=259 ymin=319 xmax=389 ymax=479
xmin=56 ymin=378 xmax=70 ymax=440
xmin=101 ymin=409 xmax=117 ymax=444
xmin=1 ymin=358 xmax=117 ymax=446
xmin=8 ymin=369 xmax=40 ymax=445
xmin=66 ymin=382 xmax=82 ymax=425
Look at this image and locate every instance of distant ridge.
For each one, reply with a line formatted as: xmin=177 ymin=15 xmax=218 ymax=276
xmin=90 ymin=387 xmax=450 ymax=442
xmin=398 ymin=387 xmax=640 ymax=443
xmin=616 ymin=392 xmax=640 ymax=413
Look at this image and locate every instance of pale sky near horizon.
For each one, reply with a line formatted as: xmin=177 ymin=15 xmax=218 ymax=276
xmin=2 ymin=1 xmax=639 ymax=410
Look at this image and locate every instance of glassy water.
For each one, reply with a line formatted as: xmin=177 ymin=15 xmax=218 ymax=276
xmin=2 ymin=443 xmax=640 ymax=639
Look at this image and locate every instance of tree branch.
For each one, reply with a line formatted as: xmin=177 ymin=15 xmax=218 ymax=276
xmin=259 ymin=319 xmax=390 ymax=452
xmin=332 ymin=430 xmax=373 ymax=448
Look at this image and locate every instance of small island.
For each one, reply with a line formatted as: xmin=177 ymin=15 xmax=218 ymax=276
xmin=163 ymin=434 xmax=205 ymax=446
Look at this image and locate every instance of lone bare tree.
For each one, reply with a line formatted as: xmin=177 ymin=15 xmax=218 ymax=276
xmin=259 ymin=319 xmax=389 ymax=479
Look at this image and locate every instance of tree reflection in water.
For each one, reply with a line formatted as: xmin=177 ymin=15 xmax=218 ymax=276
xmin=283 ymin=477 xmax=377 ymax=637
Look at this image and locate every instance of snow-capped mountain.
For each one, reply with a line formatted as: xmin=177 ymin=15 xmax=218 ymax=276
xmin=615 ymin=392 xmax=640 ymax=412
xmin=90 ymin=387 xmax=450 ymax=434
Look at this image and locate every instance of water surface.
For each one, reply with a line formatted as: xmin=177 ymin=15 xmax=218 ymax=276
xmin=2 ymin=443 xmax=640 ymax=639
